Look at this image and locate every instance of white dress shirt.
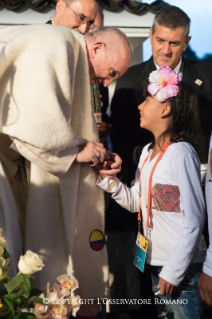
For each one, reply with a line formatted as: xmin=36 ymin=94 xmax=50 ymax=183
xmin=155 ymin=57 xmax=183 ymax=81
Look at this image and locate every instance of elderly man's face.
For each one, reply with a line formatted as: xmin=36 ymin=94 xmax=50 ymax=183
xmin=150 ymin=24 xmax=191 ymax=69
xmin=89 ymin=43 xmax=131 ymax=87
xmin=55 ymin=0 xmax=97 ymax=34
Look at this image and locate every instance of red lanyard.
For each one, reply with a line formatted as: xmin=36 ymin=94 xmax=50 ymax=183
xmin=138 ymin=141 xmax=171 ymax=229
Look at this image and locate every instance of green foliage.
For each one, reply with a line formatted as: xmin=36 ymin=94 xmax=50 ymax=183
xmin=0 ymin=267 xmax=43 ymax=318
xmin=2 ymin=248 xmax=10 ymax=260
xmin=0 ymin=234 xmax=45 ymax=319
xmin=4 ymin=275 xmax=24 ymax=294
xmin=27 ymin=297 xmax=43 ymax=305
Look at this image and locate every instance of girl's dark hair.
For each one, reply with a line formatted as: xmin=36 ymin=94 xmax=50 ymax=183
xmin=144 ymin=81 xmax=199 ymax=150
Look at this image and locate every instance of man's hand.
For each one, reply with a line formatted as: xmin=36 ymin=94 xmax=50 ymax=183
xmin=76 ymin=141 xmax=106 ymax=166
xmin=198 ymin=271 xmax=212 ymax=306
xmin=159 ymin=277 xmax=176 ymax=296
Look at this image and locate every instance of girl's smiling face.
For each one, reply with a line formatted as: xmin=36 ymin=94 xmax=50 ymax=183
xmin=138 ymin=95 xmax=163 ymax=133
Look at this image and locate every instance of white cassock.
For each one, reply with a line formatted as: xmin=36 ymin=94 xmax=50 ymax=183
xmin=0 ymin=25 xmax=109 ymax=303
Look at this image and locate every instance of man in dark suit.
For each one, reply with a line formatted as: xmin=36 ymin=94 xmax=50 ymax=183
xmin=111 ymin=5 xmax=212 ymax=165
xmin=109 ymin=5 xmax=212 ymax=318
xmin=47 ymin=0 xmax=97 ymax=34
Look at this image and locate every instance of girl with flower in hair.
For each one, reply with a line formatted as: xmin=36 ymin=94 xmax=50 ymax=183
xmin=96 ymin=66 xmax=206 ymax=318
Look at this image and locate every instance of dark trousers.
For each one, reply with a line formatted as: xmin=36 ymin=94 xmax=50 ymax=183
xmin=139 ymin=263 xmax=158 ymax=319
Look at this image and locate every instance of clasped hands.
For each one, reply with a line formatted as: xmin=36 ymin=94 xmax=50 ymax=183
xmin=76 ymin=141 xmax=122 ymax=178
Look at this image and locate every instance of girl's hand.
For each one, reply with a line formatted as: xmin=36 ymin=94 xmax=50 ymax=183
xmin=95 ymin=161 xmax=112 ymax=179
xmin=96 ymin=161 xmax=119 ymax=179
xmin=159 ymin=277 xmax=176 ymax=296
xmin=95 ymin=152 xmax=122 ymax=179
xmin=105 ymin=152 xmax=122 ymax=169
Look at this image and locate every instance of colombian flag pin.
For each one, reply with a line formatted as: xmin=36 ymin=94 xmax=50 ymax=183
xmin=89 ymin=230 xmax=105 ymax=251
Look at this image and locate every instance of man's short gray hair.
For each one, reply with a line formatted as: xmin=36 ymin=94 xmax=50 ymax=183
xmin=87 ymin=26 xmax=133 ymax=55
xmin=65 ymin=0 xmax=98 ymax=4
xmin=152 ymin=5 xmax=191 ymax=38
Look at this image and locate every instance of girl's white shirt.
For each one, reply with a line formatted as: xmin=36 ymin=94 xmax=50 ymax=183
xmin=97 ymin=141 xmax=206 ymax=286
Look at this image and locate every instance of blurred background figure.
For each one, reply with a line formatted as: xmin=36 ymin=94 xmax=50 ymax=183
xmin=47 ymin=0 xmax=98 ymax=34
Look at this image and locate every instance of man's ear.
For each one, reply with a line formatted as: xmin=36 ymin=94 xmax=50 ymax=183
xmin=90 ymin=42 xmax=105 ymax=59
xmin=161 ymin=102 xmax=172 ymax=118
xmin=56 ymin=0 xmax=65 ymax=13
xmin=183 ymin=36 xmax=191 ymax=52
xmin=149 ymin=27 xmax=153 ymax=45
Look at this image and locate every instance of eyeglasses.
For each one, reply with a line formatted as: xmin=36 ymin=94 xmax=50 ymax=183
xmin=65 ymin=1 xmax=96 ymax=30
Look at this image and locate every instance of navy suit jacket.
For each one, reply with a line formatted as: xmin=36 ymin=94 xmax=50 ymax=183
xmin=111 ymin=56 xmax=212 ymax=165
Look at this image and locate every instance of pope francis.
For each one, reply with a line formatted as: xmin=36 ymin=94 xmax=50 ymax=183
xmin=0 ymin=24 xmax=132 ymax=316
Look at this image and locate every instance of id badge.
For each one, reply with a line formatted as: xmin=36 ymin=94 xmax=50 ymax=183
xmin=133 ymin=232 xmax=148 ymax=272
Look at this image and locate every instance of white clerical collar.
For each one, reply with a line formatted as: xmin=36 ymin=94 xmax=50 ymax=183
xmin=154 ymin=57 xmax=182 ymax=74
xmin=51 ymin=19 xmax=55 ymax=25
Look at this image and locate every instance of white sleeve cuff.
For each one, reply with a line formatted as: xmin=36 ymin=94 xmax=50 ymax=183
xmin=203 ymin=264 xmax=212 ymax=277
xmin=96 ymin=177 xmax=118 ymax=193
xmin=203 ymin=249 xmax=212 ymax=277
xmin=159 ymin=269 xmax=181 ymax=287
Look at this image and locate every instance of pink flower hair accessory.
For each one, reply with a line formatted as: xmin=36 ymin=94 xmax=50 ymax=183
xmin=147 ymin=65 xmax=180 ymax=102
